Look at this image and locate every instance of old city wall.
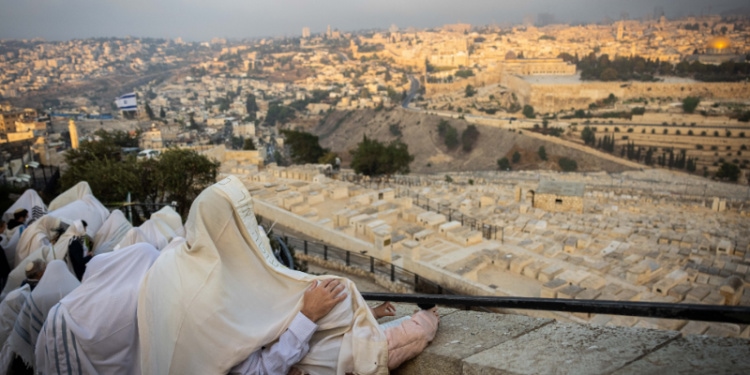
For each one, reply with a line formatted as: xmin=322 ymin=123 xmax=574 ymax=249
xmin=524 ymin=80 xmax=750 ymax=113
xmin=426 ymin=70 xmax=503 ymax=96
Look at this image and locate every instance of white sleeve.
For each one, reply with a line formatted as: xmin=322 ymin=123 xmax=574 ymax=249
xmin=230 ymin=312 xmax=318 ymax=375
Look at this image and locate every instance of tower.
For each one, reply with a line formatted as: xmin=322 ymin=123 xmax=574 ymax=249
xmin=302 ymin=27 xmax=311 ymax=39
xmin=326 ymin=25 xmax=332 ymax=38
xmin=68 ymin=119 xmax=79 ymax=150
xmin=616 ymin=22 xmax=624 ymax=41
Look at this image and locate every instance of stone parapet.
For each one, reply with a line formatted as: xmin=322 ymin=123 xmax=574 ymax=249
xmin=389 ymin=308 xmax=750 ymax=375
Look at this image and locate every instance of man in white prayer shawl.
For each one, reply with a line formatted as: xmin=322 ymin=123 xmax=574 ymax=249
xmin=35 ymin=243 xmax=160 ymax=375
xmin=0 ymin=260 xmax=80 ymax=371
xmin=138 ymin=176 xmax=438 ymax=375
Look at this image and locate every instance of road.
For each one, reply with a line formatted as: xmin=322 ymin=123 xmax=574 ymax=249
xmin=402 ymin=75 xmax=420 ymax=109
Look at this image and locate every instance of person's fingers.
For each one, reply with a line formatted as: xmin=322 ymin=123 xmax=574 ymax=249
xmin=321 ymin=278 xmax=334 ymax=288
xmin=334 ymin=292 xmax=347 ymax=303
xmin=307 ymin=280 xmax=318 ymax=291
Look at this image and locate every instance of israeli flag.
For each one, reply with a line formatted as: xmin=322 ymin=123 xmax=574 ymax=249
xmin=115 ymin=92 xmax=137 ymax=111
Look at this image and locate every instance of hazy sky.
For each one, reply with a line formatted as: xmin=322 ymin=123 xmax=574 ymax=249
xmin=1 ymin=0 xmax=747 ymax=41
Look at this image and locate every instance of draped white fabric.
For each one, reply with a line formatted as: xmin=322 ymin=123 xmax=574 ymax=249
xmin=137 ymin=221 xmax=168 ymax=250
xmin=137 ymin=176 xmax=387 ymax=375
xmin=148 ymin=206 xmax=185 ymax=240
xmin=13 ymin=215 xmax=60 ymax=266
xmin=1 ymin=227 xmax=21 ymax=269
xmin=0 ymin=285 xmax=30 ymax=347
xmin=114 ymin=228 xmax=150 ymax=251
xmin=35 ymin=243 xmax=160 ymax=375
xmin=47 ymin=195 xmax=109 ymax=238
xmin=2 ymin=189 xmax=46 ymax=224
xmin=0 ymin=260 xmax=80 ymax=368
xmin=2 ymin=220 xmax=86 ymax=298
xmin=47 ymin=182 xmax=92 ymax=212
xmin=92 ymin=210 xmax=132 ymax=255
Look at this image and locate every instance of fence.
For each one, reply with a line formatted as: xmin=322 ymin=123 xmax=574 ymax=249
xmin=277 ymin=230 xmax=450 ymax=295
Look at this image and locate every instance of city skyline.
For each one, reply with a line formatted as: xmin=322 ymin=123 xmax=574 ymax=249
xmin=1 ymin=0 xmax=748 ymax=42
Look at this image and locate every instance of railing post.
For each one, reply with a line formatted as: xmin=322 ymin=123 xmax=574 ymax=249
xmin=370 ymin=256 xmax=374 ymax=273
xmin=324 ymin=245 xmax=328 ymax=260
xmin=346 ymin=251 xmax=350 ymax=266
xmin=390 ymin=264 xmax=395 ymax=282
xmin=414 ymin=274 xmax=419 ymax=287
xmin=304 ymin=240 xmax=308 ymax=255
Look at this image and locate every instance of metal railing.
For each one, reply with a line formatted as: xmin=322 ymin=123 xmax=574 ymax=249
xmin=278 ymin=231 xmax=450 ymax=295
xmin=277 ymin=231 xmax=750 ymax=325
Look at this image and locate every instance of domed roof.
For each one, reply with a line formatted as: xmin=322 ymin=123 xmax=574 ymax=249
xmin=708 ymin=36 xmax=730 ymax=51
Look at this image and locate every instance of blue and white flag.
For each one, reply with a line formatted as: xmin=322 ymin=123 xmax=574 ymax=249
xmin=115 ymin=92 xmax=137 ymax=111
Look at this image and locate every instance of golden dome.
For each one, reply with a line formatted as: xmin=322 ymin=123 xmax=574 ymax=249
xmin=708 ymin=36 xmax=730 ymax=51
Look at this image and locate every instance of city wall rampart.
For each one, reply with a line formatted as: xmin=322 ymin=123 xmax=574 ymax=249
xmin=504 ymin=76 xmax=750 ymax=113
xmin=425 ymin=70 xmax=503 ymax=96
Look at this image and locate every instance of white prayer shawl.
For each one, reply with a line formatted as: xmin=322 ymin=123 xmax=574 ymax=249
xmin=3 ymin=189 xmax=47 ymax=224
xmin=35 ymin=243 xmax=159 ymax=375
xmin=92 ymin=210 xmax=132 ymax=255
xmin=47 ymin=182 xmax=92 ymax=212
xmin=148 ymin=206 xmax=185 ymax=239
xmin=47 ymin=194 xmax=109 ymax=238
xmin=2 ymin=220 xmax=85 ymax=298
xmin=0 ymin=285 xmax=30 ymax=347
xmin=0 ymin=260 xmax=79 ymax=368
xmin=14 ymin=215 xmax=61 ymax=266
xmin=137 ymin=221 xmax=168 ymax=250
xmin=1 ymin=227 xmax=21 ymax=269
xmin=138 ymin=176 xmax=388 ymax=375
xmin=114 ymin=228 xmax=150 ymax=251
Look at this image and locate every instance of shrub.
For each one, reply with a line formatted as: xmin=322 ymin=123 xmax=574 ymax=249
xmin=538 ymin=146 xmax=547 ymax=161
xmin=512 ymin=151 xmax=521 ymax=163
xmin=497 ymin=157 xmax=510 ymax=170
xmin=558 ymin=157 xmax=578 ymax=171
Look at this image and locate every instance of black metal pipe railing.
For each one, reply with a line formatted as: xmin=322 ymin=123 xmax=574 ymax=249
xmin=361 ymin=293 xmax=750 ymax=325
xmin=271 ymin=229 xmax=750 ymax=325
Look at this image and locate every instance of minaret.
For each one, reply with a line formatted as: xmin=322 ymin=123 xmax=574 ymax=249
xmin=68 ymin=119 xmax=80 ymax=149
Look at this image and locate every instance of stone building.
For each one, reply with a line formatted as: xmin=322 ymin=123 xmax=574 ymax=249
xmin=532 ymin=180 xmax=584 ymax=214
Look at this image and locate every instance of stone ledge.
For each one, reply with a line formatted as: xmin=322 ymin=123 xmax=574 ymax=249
xmin=387 ymin=307 xmax=750 ymax=375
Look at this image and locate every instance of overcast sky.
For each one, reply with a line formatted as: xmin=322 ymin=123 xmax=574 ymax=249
xmin=1 ymin=0 xmax=747 ymax=42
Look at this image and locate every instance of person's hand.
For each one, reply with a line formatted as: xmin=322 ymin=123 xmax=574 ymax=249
xmin=300 ymin=279 xmax=347 ymax=322
xmin=371 ymin=302 xmax=396 ymax=319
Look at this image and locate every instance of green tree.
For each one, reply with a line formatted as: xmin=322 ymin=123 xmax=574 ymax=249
xmin=245 ymin=94 xmax=259 ymax=120
xmin=558 ymin=157 xmax=578 ymax=171
xmin=281 ymin=130 xmax=327 ymax=164
xmin=522 ymin=105 xmax=535 ymax=119
xmin=61 ymin=135 xmax=219 ymax=218
xmin=682 ymin=96 xmax=701 ymax=113
xmin=538 ymin=146 xmax=547 ymax=161
xmin=461 ymin=125 xmax=480 ymax=152
xmin=715 ymin=162 xmax=740 ymax=182
xmin=444 ymin=126 xmax=459 ymax=150
xmin=153 ymin=149 xmax=220 ymax=217
xmin=581 ymin=126 xmax=596 ymax=145
xmin=243 ymin=138 xmax=257 ymax=150
xmin=465 ymin=85 xmax=477 ymax=98
xmin=600 ymin=68 xmax=618 ymax=81
xmin=512 ymin=151 xmax=521 ymax=163
xmin=159 ymin=107 xmax=166 ymax=119
xmin=145 ymin=103 xmax=155 ymax=120
xmin=350 ymin=136 xmax=414 ymax=176
xmin=497 ymin=157 xmax=511 ymax=170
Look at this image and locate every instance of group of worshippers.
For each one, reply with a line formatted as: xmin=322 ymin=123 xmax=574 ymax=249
xmin=0 ymin=176 xmax=440 ymax=374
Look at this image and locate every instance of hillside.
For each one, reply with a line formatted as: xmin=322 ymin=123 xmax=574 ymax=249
xmin=306 ymin=109 xmax=635 ymax=174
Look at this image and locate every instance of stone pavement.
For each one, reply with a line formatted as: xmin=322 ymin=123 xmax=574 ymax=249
xmin=386 ymin=306 xmax=750 ymax=375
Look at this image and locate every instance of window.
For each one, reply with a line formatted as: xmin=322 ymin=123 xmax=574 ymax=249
xmin=555 ymin=199 xmax=563 ymax=204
